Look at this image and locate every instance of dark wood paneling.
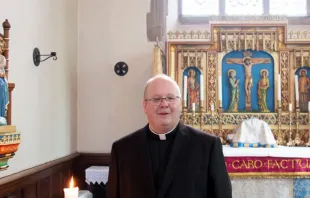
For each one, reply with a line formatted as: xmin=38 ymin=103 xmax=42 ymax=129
xmin=37 ymin=177 xmax=50 ymax=198
xmin=23 ymin=184 xmax=36 ymax=198
xmin=0 ymin=154 xmax=77 ymax=198
xmin=72 ymin=153 xmax=110 ymax=190
xmin=51 ymin=172 xmax=61 ymax=198
xmin=0 ymin=153 xmax=111 ymax=198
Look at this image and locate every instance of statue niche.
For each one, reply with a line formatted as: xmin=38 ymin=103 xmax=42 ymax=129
xmin=295 ymin=67 xmax=310 ymax=112
xmin=222 ymin=50 xmax=275 ymax=113
xmin=183 ymin=67 xmax=201 ymax=112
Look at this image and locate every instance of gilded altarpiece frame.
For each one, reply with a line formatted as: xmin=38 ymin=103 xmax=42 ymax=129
xmin=167 ymin=24 xmax=310 ymax=146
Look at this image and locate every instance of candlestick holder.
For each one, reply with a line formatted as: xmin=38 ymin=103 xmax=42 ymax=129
xmin=294 ymin=107 xmax=302 ymax=145
xmin=199 ymin=101 xmax=204 ymax=129
xmin=287 ymin=110 xmax=294 ymax=146
xmin=182 ymin=100 xmax=188 ymax=113
xmin=210 ymin=108 xmax=214 ymax=133
xmin=277 ymin=102 xmax=285 ymax=145
xmin=306 ymin=112 xmax=310 ymax=147
xmin=218 ymin=103 xmax=224 ymax=144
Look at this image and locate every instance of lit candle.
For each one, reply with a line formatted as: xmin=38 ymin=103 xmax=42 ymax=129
xmin=218 ymin=76 xmax=222 ymax=106
xmin=192 ymin=103 xmax=195 ymax=112
xmin=183 ymin=76 xmax=187 ymax=101
xmin=200 ymin=74 xmax=203 ymax=101
xmin=289 ymin=103 xmax=292 ymax=112
xmin=308 ymin=101 xmax=310 ymax=112
xmin=278 ymin=74 xmax=281 ymax=101
xmin=64 ymin=176 xmax=79 ymax=198
xmin=295 ymin=75 xmax=299 ymax=101
xmin=211 ymin=104 xmax=214 ymax=112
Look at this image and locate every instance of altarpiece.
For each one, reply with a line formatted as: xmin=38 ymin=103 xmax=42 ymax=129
xmin=166 ymin=24 xmax=310 ymax=148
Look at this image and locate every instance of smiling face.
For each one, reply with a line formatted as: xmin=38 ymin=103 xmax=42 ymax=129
xmin=143 ymin=76 xmax=182 ymax=134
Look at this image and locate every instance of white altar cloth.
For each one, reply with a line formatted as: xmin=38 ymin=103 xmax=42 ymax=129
xmin=85 ymin=166 xmax=109 ymax=185
xmin=78 ymin=190 xmax=93 ymax=198
xmin=231 ymin=118 xmax=277 ymax=148
xmin=223 ymin=145 xmax=310 ymax=158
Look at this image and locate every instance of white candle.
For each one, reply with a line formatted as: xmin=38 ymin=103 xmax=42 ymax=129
xmin=218 ymin=76 xmax=222 ymax=106
xmin=289 ymin=103 xmax=292 ymax=112
xmin=211 ymin=104 xmax=214 ymax=112
xmin=295 ymin=75 xmax=299 ymax=101
xmin=192 ymin=103 xmax=195 ymax=112
xmin=308 ymin=101 xmax=310 ymax=112
xmin=200 ymin=74 xmax=203 ymax=101
xmin=64 ymin=177 xmax=79 ymax=198
xmin=183 ymin=76 xmax=187 ymax=101
xmin=278 ymin=74 xmax=281 ymax=101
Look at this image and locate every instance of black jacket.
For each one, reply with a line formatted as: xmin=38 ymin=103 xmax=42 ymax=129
xmin=107 ymin=123 xmax=232 ymax=198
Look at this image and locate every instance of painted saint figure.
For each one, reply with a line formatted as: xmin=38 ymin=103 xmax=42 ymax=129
xmin=257 ymin=69 xmax=270 ymax=112
xmin=298 ymin=69 xmax=310 ymax=112
xmin=0 ymin=54 xmax=8 ymax=119
xmin=228 ymin=69 xmax=239 ymax=112
xmin=187 ymin=69 xmax=199 ymax=110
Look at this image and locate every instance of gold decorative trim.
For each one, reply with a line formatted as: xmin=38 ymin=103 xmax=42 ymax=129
xmin=167 ymin=29 xmax=310 ymax=42
xmin=229 ymin=172 xmax=310 ymax=179
xmin=207 ymin=51 xmax=217 ymax=112
xmin=280 ymin=51 xmax=289 ymax=111
xmin=288 ymin=31 xmax=310 ymax=41
xmin=167 ymin=30 xmax=211 ymax=40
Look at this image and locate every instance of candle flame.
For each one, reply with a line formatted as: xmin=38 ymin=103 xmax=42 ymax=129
xmin=69 ymin=176 xmax=75 ymax=188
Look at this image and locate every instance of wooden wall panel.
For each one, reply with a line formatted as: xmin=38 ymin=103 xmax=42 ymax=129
xmin=23 ymin=184 xmax=37 ymax=198
xmin=0 ymin=153 xmax=78 ymax=198
xmin=37 ymin=177 xmax=50 ymax=198
xmin=0 ymin=152 xmax=112 ymax=198
xmin=51 ymin=172 xmax=61 ymax=198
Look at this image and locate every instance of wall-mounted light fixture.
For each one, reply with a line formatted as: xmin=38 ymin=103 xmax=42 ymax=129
xmin=33 ymin=47 xmax=57 ymax=66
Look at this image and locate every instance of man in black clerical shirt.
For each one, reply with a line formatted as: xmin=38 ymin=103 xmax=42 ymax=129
xmin=107 ymin=74 xmax=232 ymax=198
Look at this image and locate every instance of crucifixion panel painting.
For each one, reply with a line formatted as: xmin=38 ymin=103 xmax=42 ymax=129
xmin=223 ymin=50 xmax=275 ymax=113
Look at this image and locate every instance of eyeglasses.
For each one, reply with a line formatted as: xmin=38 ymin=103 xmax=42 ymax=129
xmin=144 ymin=96 xmax=180 ymax=105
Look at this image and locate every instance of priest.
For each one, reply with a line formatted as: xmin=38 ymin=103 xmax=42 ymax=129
xmin=107 ymin=74 xmax=232 ymax=198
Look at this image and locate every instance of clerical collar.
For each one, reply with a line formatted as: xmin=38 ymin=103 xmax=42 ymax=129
xmin=147 ymin=125 xmax=178 ymax=141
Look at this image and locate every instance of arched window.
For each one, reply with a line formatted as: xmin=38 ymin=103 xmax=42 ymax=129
xmin=225 ymin=0 xmax=263 ymax=15
xmin=269 ymin=0 xmax=307 ymax=16
xmin=179 ymin=0 xmax=309 ymax=22
xmin=181 ymin=0 xmax=220 ymax=16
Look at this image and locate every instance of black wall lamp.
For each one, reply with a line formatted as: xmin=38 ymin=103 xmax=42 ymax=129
xmin=33 ymin=47 xmax=57 ymax=66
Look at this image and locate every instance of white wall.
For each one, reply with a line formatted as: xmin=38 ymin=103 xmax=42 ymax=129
xmin=77 ymin=0 xmax=154 ymax=153
xmin=0 ymin=0 xmax=78 ymax=178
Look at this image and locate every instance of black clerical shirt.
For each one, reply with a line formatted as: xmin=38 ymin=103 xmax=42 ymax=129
xmin=146 ymin=125 xmax=178 ymax=194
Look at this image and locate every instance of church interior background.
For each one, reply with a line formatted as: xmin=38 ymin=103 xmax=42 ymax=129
xmin=0 ymin=0 xmax=310 ymax=197
xmin=162 ymin=0 xmax=310 ymax=197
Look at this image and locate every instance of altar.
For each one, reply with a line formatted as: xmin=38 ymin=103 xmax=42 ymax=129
xmin=159 ymin=23 xmax=310 ymax=197
xmin=223 ymin=145 xmax=310 ymax=197
xmin=90 ymin=146 xmax=310 ymax=197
